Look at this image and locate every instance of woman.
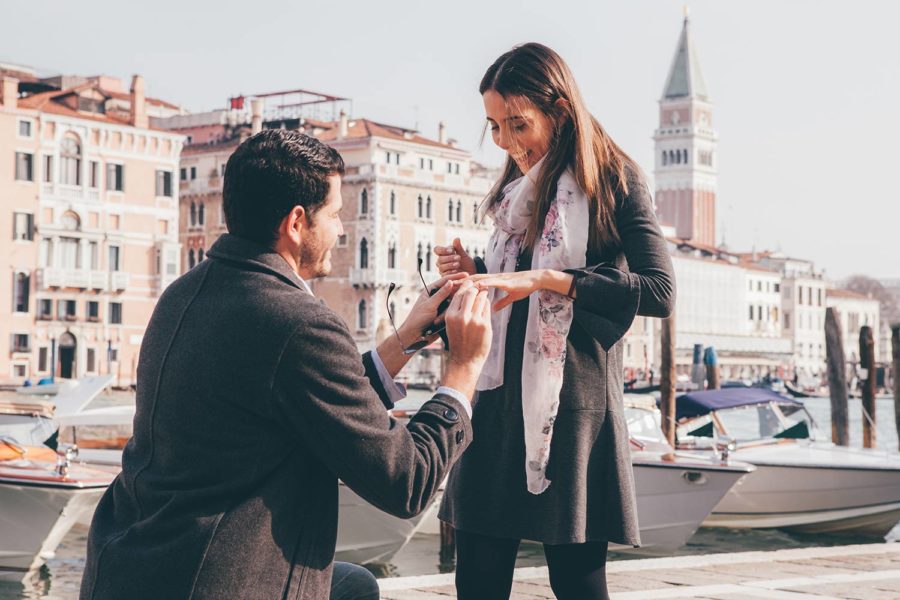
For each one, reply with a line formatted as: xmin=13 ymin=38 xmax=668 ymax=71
xmin=435 ymin=43 xmax=675 ymax=600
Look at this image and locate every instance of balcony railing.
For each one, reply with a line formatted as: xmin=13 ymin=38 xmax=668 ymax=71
xmin=109 ymin=272 xmax=130 ymax=291
xmin=38 ymin=268 xmax=109 ymax=291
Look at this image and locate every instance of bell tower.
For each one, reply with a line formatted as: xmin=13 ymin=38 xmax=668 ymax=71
xmin=653 ymin=9 xmax=718 ymax=247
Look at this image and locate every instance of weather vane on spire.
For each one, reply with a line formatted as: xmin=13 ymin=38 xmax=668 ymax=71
xmin=684 ymin=4 xmax=690 ymax=19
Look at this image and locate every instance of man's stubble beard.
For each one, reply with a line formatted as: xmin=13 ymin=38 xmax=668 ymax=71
xmin=299 ymin=236 xmax=331 ymax=279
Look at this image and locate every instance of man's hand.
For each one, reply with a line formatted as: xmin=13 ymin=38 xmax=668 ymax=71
xmin=396 ymin=273 xmax=467 ymax=347
xmin=434 ymin=238 xmax=477 ymax=277
xmin=442 ymin=281 xmax=492 ymax=399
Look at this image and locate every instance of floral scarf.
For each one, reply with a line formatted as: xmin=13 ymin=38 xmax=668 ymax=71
xmin=478 ymin=160 xmax=589 ymax=494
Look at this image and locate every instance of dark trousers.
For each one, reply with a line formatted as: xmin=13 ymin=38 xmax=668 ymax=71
xmin=455 ymin=529 xmax=610 ymax=600
xmin=330 ymin=562 xmax=379 ymax=600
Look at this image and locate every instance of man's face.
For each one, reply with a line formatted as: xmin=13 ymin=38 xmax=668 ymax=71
xmin=299 ymin=174 xmax=344 ymax=279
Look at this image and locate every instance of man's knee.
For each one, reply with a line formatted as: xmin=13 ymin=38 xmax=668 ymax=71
xmin=330 ymin=562 xmax=379 ymax=600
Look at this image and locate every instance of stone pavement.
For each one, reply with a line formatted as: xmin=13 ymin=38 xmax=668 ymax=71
xmin=378 ymin=543 xmax=900 ymax=599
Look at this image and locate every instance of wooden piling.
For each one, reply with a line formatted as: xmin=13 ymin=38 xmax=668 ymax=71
xmin=825 ymin=308 xmax=849 ymax=446
xmin=892 ymin=325 xmax=900 ymax=452
xmin=704 ymin=346 xmax=720 ymax=390
xmin=660 ymin=316 xmax=677 ymax=446
xmin=859 ymin=326 xmax=877 ymax=448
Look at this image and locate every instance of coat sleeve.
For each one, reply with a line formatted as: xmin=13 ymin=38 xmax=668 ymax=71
xmin=271 ymin=305 xmax=472 ymax=519
xmin=564 ymin=173 xmax=676 ymax=351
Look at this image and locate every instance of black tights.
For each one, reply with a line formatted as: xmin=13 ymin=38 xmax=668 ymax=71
xmin=455 ymin=529 xmax=610 ymax=600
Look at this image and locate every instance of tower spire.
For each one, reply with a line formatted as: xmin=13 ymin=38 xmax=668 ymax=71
xmin=662 ymin=9 xmax=708 ymax=101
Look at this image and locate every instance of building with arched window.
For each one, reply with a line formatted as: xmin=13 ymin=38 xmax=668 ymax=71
xmin=0 ymin=67 xmax=182 ymax=383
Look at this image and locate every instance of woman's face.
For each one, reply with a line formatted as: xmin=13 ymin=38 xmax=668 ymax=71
xmin=483 ymin=89 xmax=555 ymax=173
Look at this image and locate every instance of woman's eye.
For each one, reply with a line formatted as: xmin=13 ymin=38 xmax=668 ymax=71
xmin=513 ymin=124 xmax=526 ymax=132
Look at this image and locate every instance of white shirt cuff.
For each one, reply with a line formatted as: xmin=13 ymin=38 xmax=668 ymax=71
xmin=369 ymin=348 xmax=407 ymax=405
xmin=435 ymin=386 xmax=473 ymax=418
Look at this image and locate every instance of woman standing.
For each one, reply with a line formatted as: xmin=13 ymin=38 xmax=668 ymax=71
xmin=435 ymin=43 xmax=675 ymax=600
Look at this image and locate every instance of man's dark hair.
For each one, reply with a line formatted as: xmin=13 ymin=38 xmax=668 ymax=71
xmin=223 ymin=129 xmax=345 ymax=247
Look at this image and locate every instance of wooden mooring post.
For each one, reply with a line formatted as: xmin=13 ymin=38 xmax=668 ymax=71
xmin=660 ymin=316 xmax=677 ymax=446
xmin=825 ymin=308 xmax=849 ymax=446
xmin=704 ymin=346 xmax=720 ymax=390
xmin=892 ymin=325 xmax=900 ymax=451
xmin=859 ymin=326 xmax=877 ymax=448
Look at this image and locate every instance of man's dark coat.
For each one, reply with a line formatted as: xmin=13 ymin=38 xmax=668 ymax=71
xmin=81 ymin=234 xmax=471 ymax=599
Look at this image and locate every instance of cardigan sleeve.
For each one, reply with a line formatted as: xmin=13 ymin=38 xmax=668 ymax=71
xmin=564 ymin=173 xmax=675 ymax=351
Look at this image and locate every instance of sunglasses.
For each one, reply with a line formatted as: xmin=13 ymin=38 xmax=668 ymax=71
xmin=386 ymin=258 xmax=449 ymax=355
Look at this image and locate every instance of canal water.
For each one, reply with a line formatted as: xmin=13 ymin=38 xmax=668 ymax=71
xmin=2 ymin=393 xmax=899 ymax=599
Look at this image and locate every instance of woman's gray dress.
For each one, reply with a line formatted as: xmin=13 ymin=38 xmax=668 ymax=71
xmin=438 ymin=170 xmax=675 ymax=546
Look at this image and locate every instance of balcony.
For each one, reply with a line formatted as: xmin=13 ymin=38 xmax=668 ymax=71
xmin=349 ymin=268 xmax=410 ymax=288
xmin=38 ymin=268 xmax=109 ymax=291
xmin=109 ymin=272 xmax=130 ymax=291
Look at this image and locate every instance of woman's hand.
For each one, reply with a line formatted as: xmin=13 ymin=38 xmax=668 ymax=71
xmin=397 ymin=273 xmax=468 ymax=346
xmin=434 ymin=238 xmax=477 ymax=277
xmin=472 ymin=269 xmax=575 ymax=311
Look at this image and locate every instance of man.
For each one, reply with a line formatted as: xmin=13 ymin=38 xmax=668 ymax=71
xmin=81 ymin=130 xmax=492 ymax=599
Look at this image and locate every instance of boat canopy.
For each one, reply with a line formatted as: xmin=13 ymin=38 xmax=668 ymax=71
xmin=674 ymin=388 xmax=803 ymax=420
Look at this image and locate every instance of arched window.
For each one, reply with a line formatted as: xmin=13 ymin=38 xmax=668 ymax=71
xmin=387 ymin=242 xmax=396 ymax=269
xmin=198 ymin=203 xmax=205 ymax=226
xmin=417 ymin=243 xmax=423 ymax=266
xmin=417 ymin=195 xmax=423 ymax=219
xmin=60 ymin=134 xmax=81 ymax=186
xmin=669 ymin=150 xmax=676 ymax=165
xmin=473 ymin=202 xmax=479 ymax=224
xmin=359 ymin=238 xmax=369 ymax=269
xmin=190 ymin=202 xmax=197 ymax=227
xmin=426 ymin=195 xmax=432 ymax=219
xmin=389 ymin=190 xmax=396 ymax=215
xmin=682 ymin=149 xmax=688 ymax=164
xmin=426 ymin=243 xmax=432 ymax=272
xmin=448 ymin=198 xmax=454 ymax=222
xmin=360 ymin=189 xmax=368 ymax=215
xmin=662 ymin=151 xmax=668 ymax=166
xmin=198 ymin=247 xmax=205 ymax=262
xmin=456 ymin=200 xmax=462 ymax=223
xmin=188 ymin=249 xmax=196 ymax=268
xmin=358 ymin=300 xmax=367 ymax=329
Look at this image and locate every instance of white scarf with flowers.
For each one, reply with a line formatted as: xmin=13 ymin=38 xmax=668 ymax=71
xmin=478 ymin=160 xmax=589 ymax=494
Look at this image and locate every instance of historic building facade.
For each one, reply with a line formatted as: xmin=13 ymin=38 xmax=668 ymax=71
xmin=0 ymin=64 xmax=183 ymax=384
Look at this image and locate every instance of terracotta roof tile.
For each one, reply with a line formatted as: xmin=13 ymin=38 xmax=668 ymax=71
xmin=826 ymin=288 xmax=874 ymax=301
xmin=315 ymin=117 xmax=459 ymax=150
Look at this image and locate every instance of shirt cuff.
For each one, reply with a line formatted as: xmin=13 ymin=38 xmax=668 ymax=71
xmin=435 ymin=386 xmax=473 ymax=418
xmin=370 ymin=348 xmax=407 ymax=404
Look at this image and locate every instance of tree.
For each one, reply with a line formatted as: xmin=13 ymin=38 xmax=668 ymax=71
xmin=843 ymin=275 xmax=900 ymax=326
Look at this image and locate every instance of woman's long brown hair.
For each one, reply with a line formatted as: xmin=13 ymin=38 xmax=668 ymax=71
xmin=481 ymin=43 xmax=639 ymax=253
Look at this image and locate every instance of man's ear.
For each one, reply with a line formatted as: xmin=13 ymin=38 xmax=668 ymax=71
xmin=280 ymin=205 xmax=306 ymax=245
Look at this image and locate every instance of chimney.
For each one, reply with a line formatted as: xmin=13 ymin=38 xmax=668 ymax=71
xmin=250 ymin=98 xmax=264 ymax=134
xmin=438 ymin=121 xmax=447 ymax=145
xmin=129 ymin=75 xmax=148 ymax=129
xmin=338 ymin=109 xmax=348 ymax=140
xmin=1 ymin=77 xmax=18 ymax=109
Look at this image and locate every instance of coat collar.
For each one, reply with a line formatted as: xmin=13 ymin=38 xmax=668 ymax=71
xmin=206 ymin=234 xmax=311 ymax=294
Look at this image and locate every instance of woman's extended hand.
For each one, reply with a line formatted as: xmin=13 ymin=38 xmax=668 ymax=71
xmin=472 ymin=269 xmax=575 ymax=311
xmin=434 ymin=238 xmax=477 ymax=277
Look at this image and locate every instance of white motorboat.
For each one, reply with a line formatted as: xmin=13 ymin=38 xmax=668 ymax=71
xmin=405 ymin=397 xmax=754 ymax=556
xmin=617 ymin=397 xmax=755 ymax=555
xmin=14 ymin=380 xmax=78 ymax=396
xmin=0 ymin=383 xmax=434 ymax=567
xmin=673 ymin=387 xmax=900 ymax=536
xmin=0 ymin=440 xmax=113 ymax=581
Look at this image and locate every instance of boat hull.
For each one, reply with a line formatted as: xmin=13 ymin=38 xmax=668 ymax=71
xmin=335 ymin=484 xmax=429 ymax=564
xmin=705 ymin=450 xmax=900 ymax=536
xmin=611 ymin=458 xmax=751 ymax=555
xmin=0 ymin=483 xmax=105 ymax=580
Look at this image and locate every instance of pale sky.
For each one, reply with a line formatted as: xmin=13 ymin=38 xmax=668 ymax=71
xmin=6 ymin=0 xmax=899 ymax=279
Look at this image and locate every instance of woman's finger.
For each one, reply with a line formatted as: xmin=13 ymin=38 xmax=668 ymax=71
xmin=428 ymin=272 xmax=467 ymax=291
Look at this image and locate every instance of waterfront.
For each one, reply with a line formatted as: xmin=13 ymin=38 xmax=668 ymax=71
xmin=1 ymin=391 xmax=899 ymax=598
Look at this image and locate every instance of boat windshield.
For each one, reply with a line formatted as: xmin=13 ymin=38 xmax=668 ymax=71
xmin=677 ymin=401 xmax=818 ymax=444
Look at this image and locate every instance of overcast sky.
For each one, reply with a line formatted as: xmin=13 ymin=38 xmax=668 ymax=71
xmin=6 ymin=0 xmax=898 ymax=280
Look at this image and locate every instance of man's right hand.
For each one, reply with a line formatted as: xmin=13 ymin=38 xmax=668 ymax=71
xmin=442 ymin=281 xmax=492 ymax=399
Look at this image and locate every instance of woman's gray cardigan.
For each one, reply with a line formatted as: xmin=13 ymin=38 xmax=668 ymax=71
xmin=439 ymin=169 xmax=675 ymax=546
